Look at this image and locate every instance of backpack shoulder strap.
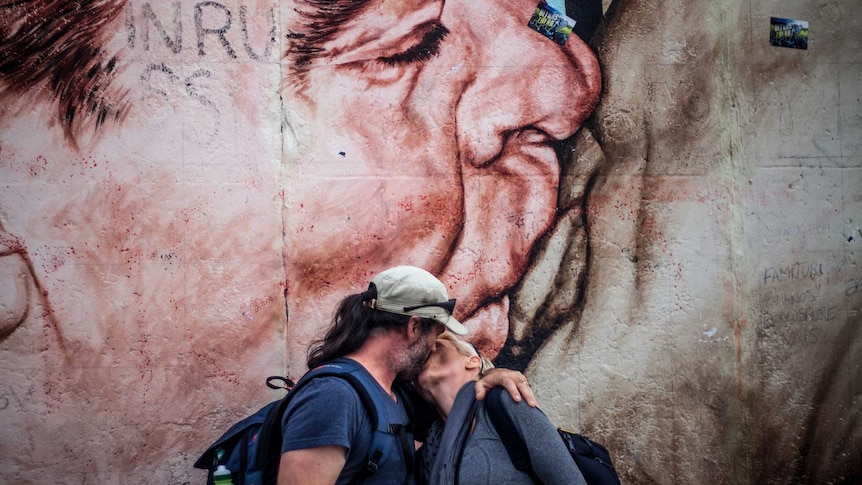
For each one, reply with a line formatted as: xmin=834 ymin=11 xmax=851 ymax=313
xmin=484 ymin=387 xmax=542 ymax=483
xmin=324 ymin=360 xmax=400 ymax=475
xmin=256 ymin=359 xmax=413 ymax=481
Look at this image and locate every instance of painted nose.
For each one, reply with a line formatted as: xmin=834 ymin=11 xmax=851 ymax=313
xmin=455 ymin=17 xmax=601 ymax=169
xmin=444 ymin=3 xmax=602 ymax=308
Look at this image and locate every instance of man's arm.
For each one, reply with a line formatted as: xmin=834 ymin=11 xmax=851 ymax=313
xmin=277 ymin=446 xmax=347 ymax=485
xmin=475 ymin=368 xmax=538 ymax=407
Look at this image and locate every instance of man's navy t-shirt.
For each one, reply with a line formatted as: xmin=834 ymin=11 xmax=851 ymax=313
xmin=280 ymin=364 xmax=413 ymax=484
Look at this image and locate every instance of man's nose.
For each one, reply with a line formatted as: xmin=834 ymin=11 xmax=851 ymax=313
xmin=451 ymin=4 xmax=601 ymax=168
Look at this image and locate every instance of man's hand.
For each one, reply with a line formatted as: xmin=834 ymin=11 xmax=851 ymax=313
xmin=475 ymin=368 xmax=538 ymax=407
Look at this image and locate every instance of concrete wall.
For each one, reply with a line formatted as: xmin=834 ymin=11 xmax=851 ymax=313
xmin=0 ymin=0 xmax=859 ymax=483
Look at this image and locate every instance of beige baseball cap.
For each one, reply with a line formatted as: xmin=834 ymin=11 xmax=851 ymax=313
xmin=366 ymin=266 xmax=467 ymax=335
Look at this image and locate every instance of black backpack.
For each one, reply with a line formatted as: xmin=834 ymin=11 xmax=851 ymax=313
xmin=194 ymin=359 xmax=414 ymax=485
xmin=484 ymin=387 xmax=622 ymax=485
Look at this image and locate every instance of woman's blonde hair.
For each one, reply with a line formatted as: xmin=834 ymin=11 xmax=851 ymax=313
xmin=437 ymin=331 xmax=495 ymax=376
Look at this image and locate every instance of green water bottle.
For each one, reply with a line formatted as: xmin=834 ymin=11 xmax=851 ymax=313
xmin=213 ymin=464 xmax=233 ymax=485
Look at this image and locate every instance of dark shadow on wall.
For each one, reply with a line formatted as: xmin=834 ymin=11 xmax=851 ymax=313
xmin=788 ymin=311 xmax=862 ymax=483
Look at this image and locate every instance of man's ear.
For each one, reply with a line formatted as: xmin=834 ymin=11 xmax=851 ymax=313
xmin=406 ymin=315 xmax=423 ymax=340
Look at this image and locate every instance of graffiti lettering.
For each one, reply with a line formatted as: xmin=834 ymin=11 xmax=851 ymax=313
xmin=184 ymin=68 xmax=221 ymax=142
xmin=757 ymin=222 xmax=832 ymax=244
xmin=0 ymin=385 xmax=22 ymax=411
xmin=760 ymin=288 xmax=817 ymax=306
xmin=847 ymin=277 xmax=862 ymax=297
xmin=140 ymin=63 xmax=179 ymax=98
xmin=757 ymin=320 xmax=820 ymax=346
xmin=140 ymin=64 xmax=220 ymax=142
xmin=125 ymin=2 xmax=277 ymax=60
xmin=762 ymin=262 xmax=823 ymax=285
xmin=141 ymin=2 xmax=182 ymax=53
xmin=195 ymin=2 xmax=236 ymax=58
xmin=240 ymin=5 xmax=277 ymax=60
xmin=758 ymin=305 xmax=839 ymax=325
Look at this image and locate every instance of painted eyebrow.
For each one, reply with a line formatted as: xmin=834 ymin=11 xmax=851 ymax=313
xmin=377 ymin=21 xmax=449 ymax=66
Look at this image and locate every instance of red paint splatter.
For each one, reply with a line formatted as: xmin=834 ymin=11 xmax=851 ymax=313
xmin=0 ymin=232 xmax=25 ymax=254
xmin=241 ymin=295 xmax=276 ymax=320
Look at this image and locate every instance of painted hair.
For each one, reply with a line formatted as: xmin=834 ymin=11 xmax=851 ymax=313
xmin=0 ymin=0 xmax=128 ymax=146
xmin=283 ymin=0 xmax=372 ymax=86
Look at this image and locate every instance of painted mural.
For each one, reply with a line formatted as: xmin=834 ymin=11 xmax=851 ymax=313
xmin=0 ymin=0 xmax=860 ymax=483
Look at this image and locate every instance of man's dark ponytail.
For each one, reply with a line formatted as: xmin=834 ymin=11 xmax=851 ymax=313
xmin=307 ymin=285 xmax=411 ymax=369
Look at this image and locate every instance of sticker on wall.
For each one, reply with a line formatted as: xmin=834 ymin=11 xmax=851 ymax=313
xmin=770 ymin=17 xmax=809 ymax=50
xmin=528 ymin=1 xmax=576 ymax=45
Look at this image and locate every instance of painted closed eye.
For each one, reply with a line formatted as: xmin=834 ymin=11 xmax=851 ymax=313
xmin=347 ymin=21 xmax=449 ymax=85
xmin=377 ymin=22 xmax=449 ymax=66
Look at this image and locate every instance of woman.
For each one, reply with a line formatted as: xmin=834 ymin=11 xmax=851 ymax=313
xmin=415 ymin=332 xmax=587 ymax=484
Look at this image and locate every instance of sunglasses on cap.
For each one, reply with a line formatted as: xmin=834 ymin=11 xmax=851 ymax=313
xmin=402 ymin=299 xmax=456 ymax=320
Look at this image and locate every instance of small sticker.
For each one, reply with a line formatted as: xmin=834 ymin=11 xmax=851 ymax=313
xmin=528 ymin=1 xmax=576 ymax=45
xmin=770 ymin=17 xmax=809 ymax=50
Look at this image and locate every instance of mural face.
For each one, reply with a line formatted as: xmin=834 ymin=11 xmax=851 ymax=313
xmin=279 ymin=0 xmax=601 ymax=370
xmin=1 ymin=0 xmax=861 ymax=484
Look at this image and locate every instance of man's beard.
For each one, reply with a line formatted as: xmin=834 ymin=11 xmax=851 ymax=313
xmin=397 ymin=336 xmax=433 ymax=382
